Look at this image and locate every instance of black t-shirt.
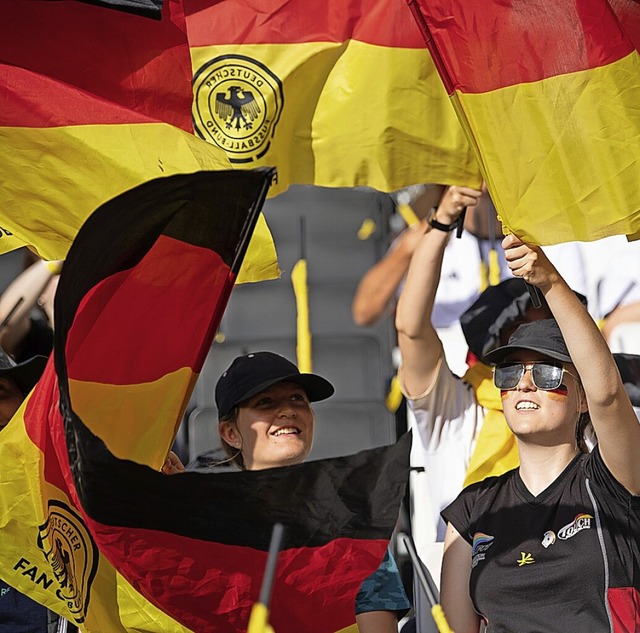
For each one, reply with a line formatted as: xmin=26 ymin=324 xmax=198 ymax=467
xmin=443 ymin=446 xmax=640 ymax=632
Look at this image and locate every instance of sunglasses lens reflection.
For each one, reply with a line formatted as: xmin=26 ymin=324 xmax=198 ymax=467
xmin=495 ymin=363 xmax=564 ymax=391
xmin=531 ymin=364 xmax=563 ymax=390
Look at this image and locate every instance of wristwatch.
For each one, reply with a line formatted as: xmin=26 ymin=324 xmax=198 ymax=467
xmin=428 ymin=207 xmax=458 ymax=232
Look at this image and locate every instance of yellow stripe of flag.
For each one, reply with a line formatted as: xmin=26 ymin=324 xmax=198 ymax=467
xmin=0 ymin=124 xmax=279 ymax=283
xmin=456 ymin=51 xmax=640 ymax=245
xmin=69 ymin=369 xmax=197 ymax=469
xmin=0 ymin=396 xmax=193 ymax=631
xmin=191 ymin=41 xmax=481 ymax=196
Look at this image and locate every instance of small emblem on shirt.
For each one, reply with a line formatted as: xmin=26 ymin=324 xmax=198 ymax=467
xmin=517 ymin=552 xmax=535 ymax=566
xmin=541 ymin=531 xmax=556 ymax=548
xmin=471 ymin=533 xmax=494 ymax=568
xmin=557 ymin=513 xmax=593 ymax=540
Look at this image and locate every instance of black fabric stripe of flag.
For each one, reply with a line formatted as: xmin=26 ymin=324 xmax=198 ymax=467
xmin=70 ymin=419 xmax=411 ymax=550
xmin=70 ymin=0 xmax=163 ymax=19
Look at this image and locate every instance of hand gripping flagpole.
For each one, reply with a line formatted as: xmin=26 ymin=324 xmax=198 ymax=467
xmin=398 ymin=532 xmax=455 ymax=633
xmin=247 ymin=522 xmax=285 ymax=633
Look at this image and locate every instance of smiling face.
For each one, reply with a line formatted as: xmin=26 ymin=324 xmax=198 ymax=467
xmin=218 ymin=381 xmax=314 ymax=471
xmin=0 ymin=375 xmax=25 ymax=431
xmin=499 ymin=351 xmax=587 ymax=446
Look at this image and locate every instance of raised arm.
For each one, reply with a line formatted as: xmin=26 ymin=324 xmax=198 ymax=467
xmin=503 ymin=234 xmax=640 ymax=494
xmin=352 ymin=219 xmax=429 ymax=327
xmin=0 ymin=259 xmax=61 ymax=356
xmin=395 ymin=186 xmax=482 ymax=396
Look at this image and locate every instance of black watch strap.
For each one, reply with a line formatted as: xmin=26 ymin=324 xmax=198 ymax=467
xmin=428 ymin=207 xmax=457 ymax=232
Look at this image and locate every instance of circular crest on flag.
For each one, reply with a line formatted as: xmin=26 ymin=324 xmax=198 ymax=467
xmin=37 ymin=500 xmax=99 ymax=624
xmin=193 ymin=54 xmax=284 ymax=164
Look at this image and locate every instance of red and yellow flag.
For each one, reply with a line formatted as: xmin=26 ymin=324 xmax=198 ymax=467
xmin=409 ymin=0 xmax=640 ymax=245
xmin=0 ymin=169 xmax=411 ymax=632
xmin=0 ymin=0 xmax=277 ymax=283
xmin=184 ymin=0 xmax=481 ymax=195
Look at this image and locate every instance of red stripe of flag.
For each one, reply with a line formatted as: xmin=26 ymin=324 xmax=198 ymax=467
xmin=83 ymin=523 xmax=389 ymax=633
xmin=609 ymin=0 xmax=640 ymax=50
xmin=65 ymin=236 xmax=227 ymax=384
xmin=409 ymin=0 xmax=634 ymax=93
xmin=1 ymin=65 xmax=159 ymax=127
xmin=184 ymin=0 xmax=426 ymax=48
xmin=2 ymin=0 xmax=194 ymax=131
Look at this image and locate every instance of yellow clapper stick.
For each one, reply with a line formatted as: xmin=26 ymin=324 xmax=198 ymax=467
xmin=397 ymin=533 xmax=456 ymax=633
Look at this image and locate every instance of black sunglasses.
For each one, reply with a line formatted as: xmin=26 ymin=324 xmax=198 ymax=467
xmin=494 ymin=361 xmax=575 ymax=391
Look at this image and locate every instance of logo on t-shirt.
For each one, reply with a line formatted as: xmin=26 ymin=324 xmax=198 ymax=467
xmin=471 ymin=532 xmax=494 ymax=568
xmin=517 ymin=552 xmax=535 ymax=566
xmin=540 ymin=513 xmax=593 ymax=548
xmin=557 ymin=513 xmax=593 ymax=540
xmin=541 ymin=530 xmax=556 ymax=548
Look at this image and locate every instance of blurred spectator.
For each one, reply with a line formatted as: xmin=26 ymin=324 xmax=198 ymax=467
xmin=352 ymin=184 xmax=587 ymax=375
xmin=0 ymin=254 xmax=61 ymax=362
xmin=352 ymin=184 xmax=509 ymax=331
xmin=593 ymin=237 xmax=640 ymax=349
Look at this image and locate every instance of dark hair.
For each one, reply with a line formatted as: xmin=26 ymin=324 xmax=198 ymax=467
xmin=573 ymin=377 xmax=594 ymax=454
xmin=218 ymin=407 xmax=246 ymax=470
xmin=576 ymin=411 xmax=592 ymax=454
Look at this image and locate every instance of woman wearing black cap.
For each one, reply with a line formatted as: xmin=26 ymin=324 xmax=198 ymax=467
xmin=213 ymin=351 xmax=335 ymax=471
xmin=439 ymin=235 xmax=640 ymax=632
xmin=166 ymin=351 xmax=411 ymax=632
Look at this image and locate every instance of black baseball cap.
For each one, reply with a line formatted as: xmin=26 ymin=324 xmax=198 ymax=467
xmin=482 ymin=319 xmax=572 ymax=366
xmin=0 ymin=348 xmax=48 ymax=396
xmin=460 ymin=278 xmax=587 ymax=359
xmin=215 ymin=351 xmax=335 ymax=418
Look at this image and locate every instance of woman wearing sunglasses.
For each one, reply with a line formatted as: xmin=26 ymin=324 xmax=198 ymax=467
xmin=439 ymin=234 xmax=640 ymax=632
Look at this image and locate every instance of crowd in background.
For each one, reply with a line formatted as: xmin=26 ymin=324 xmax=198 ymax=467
xmin=1 ymin=181 xmax=639 ymax=632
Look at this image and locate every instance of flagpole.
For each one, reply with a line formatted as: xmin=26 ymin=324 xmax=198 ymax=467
xmin=259 ymin=522 xmax=284 ymax=606
xmin=247 ymin=522 xmax=285 ymax=633
xmin=398 ymin=532 xmax=455 ymax=633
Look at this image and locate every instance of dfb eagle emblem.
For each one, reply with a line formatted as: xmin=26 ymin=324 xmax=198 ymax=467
xmin=215 ymin=86 xmax=260 ymax=130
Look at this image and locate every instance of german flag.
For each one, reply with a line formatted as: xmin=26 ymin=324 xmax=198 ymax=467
xmin=0 ymin=0 xmax=278 ymax=283
xmin=185 ymin=0 xmax=481 ymax=195
xmin=0 ymin=169 xmax=411 ymax=632
xmin=408 ymin=0 xmax=640 ymax=245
